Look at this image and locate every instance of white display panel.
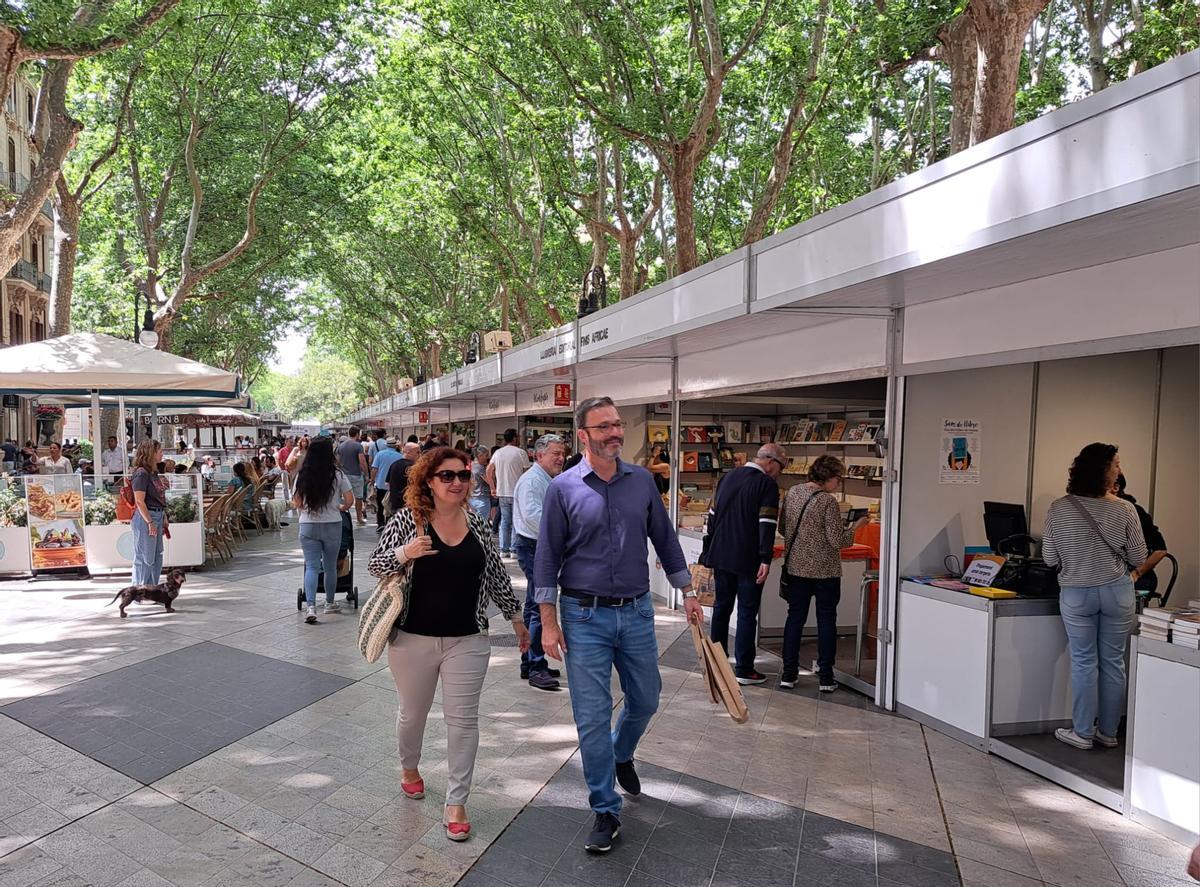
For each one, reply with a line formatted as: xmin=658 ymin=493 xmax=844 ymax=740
xmin=449 ymin=401 xmax=476 ymax=422
xmin=990 ymin=614 xmax=1072 ymax=731
xmin=901 ymin=245 xmax=1200 ymax=370
xmin=895 ymin=583 xmax=990 ymax=739
xmin=501 ymin=323 xmax=577 ymax=380
xmin=1130 ymin=651 xmax=1200 ymax=840
xmin=578 ymin=253 xmax=746 ymax=360
xmin=577 ymin=363 xmax=672 ymax=407
xmin=754 ymin=58 xmax=1199 ymax=311
xmin=676 ymin=316 xmax=887 ymax=398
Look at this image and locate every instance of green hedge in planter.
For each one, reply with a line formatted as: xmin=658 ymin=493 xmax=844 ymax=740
xmin=166 ymin=493 xmax=197 ymax=523
xmin=85 ymin=492 xmax=117 ymax=526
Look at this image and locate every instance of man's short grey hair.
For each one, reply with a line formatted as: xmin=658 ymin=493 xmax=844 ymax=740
xmin=756 ymin=443 xmax=788 ymax=463
xmin=534 ymin=433 xmax=565 ymax=455
xmin=575 ymin=396 xmax=615 ymax=430
xmin=474 ymin=446 xmax=490 ymax=459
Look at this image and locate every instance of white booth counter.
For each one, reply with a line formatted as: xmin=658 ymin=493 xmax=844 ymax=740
xmin=1125 ymin=636 xmax=1200 ymax=844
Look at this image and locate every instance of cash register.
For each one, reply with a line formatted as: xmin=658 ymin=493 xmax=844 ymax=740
xmin=983 ymin=502 xmax=1060 ymax=597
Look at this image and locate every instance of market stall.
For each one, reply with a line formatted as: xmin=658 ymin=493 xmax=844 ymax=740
xmin=0 ymin=332 xmax=241 ymax=575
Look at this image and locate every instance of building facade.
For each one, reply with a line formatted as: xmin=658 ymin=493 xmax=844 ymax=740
xmin=1 ymin=72 xmax=56 ymax=447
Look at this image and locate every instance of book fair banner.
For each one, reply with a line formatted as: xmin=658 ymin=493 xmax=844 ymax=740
xmin=25 ymin=475 xmax=87 ymax=572
xmin=940 ymin=418 xmax=981 ymax=485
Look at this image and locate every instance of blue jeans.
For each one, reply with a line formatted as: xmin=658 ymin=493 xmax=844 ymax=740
xmin=1059 ymin=578 xmax=1135 ymax=738
xmin=468 ymin=496 xmax=490 ymax=523
xmin=781 ymin=575 xmax=840 ymax=681
xmin=513 ymin=535 xmax=546 ymax=671
xmin=710 ymin=569 xmax=763 ymax=675
xmin=300 ymin=521 xmax=342 ymax=606
xmin=560 ymin=593 xmax=661 ymax=816
xmin=131 ymin=509 xmax=165 ymax=586
xmin=497 ymin=498 xmax=514 ymax=553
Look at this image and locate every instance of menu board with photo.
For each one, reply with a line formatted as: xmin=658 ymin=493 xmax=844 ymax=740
xmin=25 ymin=475 xmax=87 ymax=572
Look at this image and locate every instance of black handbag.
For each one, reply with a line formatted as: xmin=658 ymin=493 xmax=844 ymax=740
xmin=777 ymin=491 xmax=821 ymax=598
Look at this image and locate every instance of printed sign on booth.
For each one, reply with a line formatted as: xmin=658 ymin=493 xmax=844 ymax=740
xmin=940 ymin=418 xmax=981 ymax=485
xmin=26 ymin=475 xmax=87 ymax=572
xmin=554 ymin=384 xmax=572 ymax=407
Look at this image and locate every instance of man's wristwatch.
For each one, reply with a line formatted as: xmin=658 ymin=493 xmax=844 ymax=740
xmin=682 ymin=590 xmax=699 ymax=600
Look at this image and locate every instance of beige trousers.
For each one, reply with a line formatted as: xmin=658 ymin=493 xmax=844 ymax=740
xmin=387 ymin=630 xmax=491 ymax=806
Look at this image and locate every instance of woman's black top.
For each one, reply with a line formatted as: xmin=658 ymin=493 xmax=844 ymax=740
xmin=651 ymin=452 xmax=670 ymax=494
xmin=1119 ymin=492 xmax=1166 ymax=592
xmin=402 ymin=523 xmax=485 ymax=637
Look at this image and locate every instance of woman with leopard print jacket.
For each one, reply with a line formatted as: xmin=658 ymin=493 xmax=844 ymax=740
xmin=368 ymin=446 xmax=528 ymax=843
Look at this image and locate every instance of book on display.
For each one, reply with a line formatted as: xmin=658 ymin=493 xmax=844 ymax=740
xmin=828 ymin=420 xmax=847 ymax=442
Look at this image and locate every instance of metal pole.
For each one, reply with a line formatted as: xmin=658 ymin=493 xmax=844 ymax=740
xmin=875 ymin=308 xmax=904 ymax=710
xmin=90 ymin=389 xmax=101 ymax=489
xmin=117 ymin=395 xmax=126 ymax=474
xmin=669 ymin=357 xmax=682 ymax=611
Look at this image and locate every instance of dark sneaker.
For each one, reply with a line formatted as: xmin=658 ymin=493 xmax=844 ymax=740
xmin=528 ymin=670 xmax=560 ymax=691
xmin=735 ymin=670 xmax=768 ymax=686
xmin=584 ymin=812 xmax=620 ymax=853
xmin=545 ymin=667 xmax=561 ymax=678
xmin=818 ymin=679 xmax=839 ymax=694
xmin=519 ymin=664 xmax=530 ymax=680
xmin=779 ymin=671 xmax=798 ymax=689
xmin=615 ymin=760 xmax=640 ymax=796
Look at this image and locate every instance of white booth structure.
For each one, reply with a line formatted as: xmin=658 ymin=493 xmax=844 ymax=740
xmin=348 ymin=51 xmax=1200 ymax=843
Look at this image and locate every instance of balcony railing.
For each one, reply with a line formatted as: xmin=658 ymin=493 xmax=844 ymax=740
xmin=0 ymin=166 xmax=56 ymax=218
xmin=6 ymin=260 xmax=38 ymax=285
xmin=37 ymin=272 xmax=52 ymax=292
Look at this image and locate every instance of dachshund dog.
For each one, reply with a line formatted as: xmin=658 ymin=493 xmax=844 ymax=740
xmin=106 ymin=568 xmax=186 ymax=617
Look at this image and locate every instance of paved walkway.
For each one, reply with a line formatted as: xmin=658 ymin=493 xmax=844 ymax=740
xmin=0 ymin=521 xmax=1193 ymax=887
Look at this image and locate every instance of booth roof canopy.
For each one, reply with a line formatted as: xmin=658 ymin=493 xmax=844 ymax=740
xmin=0 ymin=332 xmax=241 ymax=398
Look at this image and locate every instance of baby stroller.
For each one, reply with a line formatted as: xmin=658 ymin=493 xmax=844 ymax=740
xmin=297 ymin=510 xmax=360 ymax=610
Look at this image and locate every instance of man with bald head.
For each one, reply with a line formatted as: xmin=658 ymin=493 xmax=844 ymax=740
xmin=701 ymin=442 xmax=788 ymax=685
xmin=385 ymin=442 xmax=422 ymax=517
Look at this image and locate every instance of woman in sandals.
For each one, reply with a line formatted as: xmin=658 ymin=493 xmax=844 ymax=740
xmin=368 ymin=446 xmax=529 ymax=842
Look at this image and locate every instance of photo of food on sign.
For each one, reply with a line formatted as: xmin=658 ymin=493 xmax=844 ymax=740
xmin=25 ymin=480 xmax=84 ymax=520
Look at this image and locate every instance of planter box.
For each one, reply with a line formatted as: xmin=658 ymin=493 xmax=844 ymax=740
xmin=0 ymin=526 xmax=32 ymax=574
xmin=85 ymin=523 xmax=136 ymax=572
xmin=164 ymin=523 xmax=203 ymax=568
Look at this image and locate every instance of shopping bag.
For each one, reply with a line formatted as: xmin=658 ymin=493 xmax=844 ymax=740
xmin=690 ymin=621 xmax=750 ymax=724
xmin=357 ymin=569 xmax=409 ymax=663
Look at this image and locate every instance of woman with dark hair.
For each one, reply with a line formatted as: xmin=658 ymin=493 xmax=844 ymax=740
xmin=778 ymin=454 xmax=870 ymax=693
xmin=368 ymin=446 xmax=528 ymax=842
xmin=130 ymin=438 xmax=168 ymax=586
xmin=292 ymin=437 xmax=353 ymax=624
xmin=644 ymin=443 xmax=671 ymax=495
xmin=1112 ymin=473 xmax=1168 ymax=595
xmin=1043 ymin=442 xmax=1148 ymax=751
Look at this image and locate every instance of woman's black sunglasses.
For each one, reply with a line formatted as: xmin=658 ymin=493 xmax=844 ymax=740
xmin=432 ymin=470 xmax=473 ymax=483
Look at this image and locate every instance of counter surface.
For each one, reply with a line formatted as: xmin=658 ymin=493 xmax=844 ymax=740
xmin=1135 ymin=634 xmax=1200 ymax=668
xmin=900 ymin=579 xmax=1060 ymax=616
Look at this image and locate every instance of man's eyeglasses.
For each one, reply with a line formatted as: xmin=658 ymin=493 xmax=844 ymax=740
xmin=432 ymin=470 xmax=472 ymax=483
xmin=581 ymin=421 xmax=626 ymax=434
xmin=770 ymin=457 xmax=789 ymax=470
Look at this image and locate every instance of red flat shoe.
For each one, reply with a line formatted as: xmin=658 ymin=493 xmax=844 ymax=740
xmin=443 ymin=817 xmax=471 ymax=842
xmin=401 ymin=778 xmax=425 ymax=800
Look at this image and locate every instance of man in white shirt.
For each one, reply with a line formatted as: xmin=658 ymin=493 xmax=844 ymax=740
xmin=38 ymin=441 xmax=73 ymax=475
xmin=486 ymin=428 xmax=528 ymax=558
xmin=101 ymin=436 xmax=126 ymax=478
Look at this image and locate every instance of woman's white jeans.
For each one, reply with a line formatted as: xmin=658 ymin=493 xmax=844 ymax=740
xmin=387 ymin=630 xmax=490 ymax=806
xmin=1059 ymin=577 xmax=1135 ymax=738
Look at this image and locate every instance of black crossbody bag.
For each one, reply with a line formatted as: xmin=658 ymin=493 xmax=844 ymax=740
xmin=777 ymin=491 xmax=821 ymax=598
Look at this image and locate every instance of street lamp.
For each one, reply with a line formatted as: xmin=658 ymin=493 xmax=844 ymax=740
xmin=133 ymin=291 xmax=158 ymax=348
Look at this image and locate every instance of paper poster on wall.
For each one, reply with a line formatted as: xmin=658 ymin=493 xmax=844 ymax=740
xmin=25 ymin=475 xmax=87 ymax=572
xmin=940 ymin=418 xmax=980 ymax=485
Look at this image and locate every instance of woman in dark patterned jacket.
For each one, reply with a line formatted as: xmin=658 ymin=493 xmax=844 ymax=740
xmin=368 ymin=446 xmax=528 ymax=842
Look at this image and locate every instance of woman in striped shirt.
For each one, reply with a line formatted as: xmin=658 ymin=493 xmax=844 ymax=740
xmin=1042 ymin=443 xmax=1147 ymax=751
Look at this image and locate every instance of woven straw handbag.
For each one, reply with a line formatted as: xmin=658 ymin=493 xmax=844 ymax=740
xmin=357 ymin=568 xmax=410 ymax=663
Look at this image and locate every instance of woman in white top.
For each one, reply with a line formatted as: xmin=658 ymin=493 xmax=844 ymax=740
xmin=292 ymin=436 xmax=353 ymax=624
xmin=37 ymin=441 xmax=73 ymax=475
xmin=1042 ymin=442 xmax=1147 ymax=751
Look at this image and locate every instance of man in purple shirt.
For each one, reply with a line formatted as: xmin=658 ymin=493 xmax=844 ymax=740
xmin=535 ymin=396 xmax=703 ymax=854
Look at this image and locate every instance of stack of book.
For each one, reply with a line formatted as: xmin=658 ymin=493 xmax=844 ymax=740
xmin=1137 ymin=608 xmax=1173 ymax=642
xmin=1171 ymin=612 xmax=1200 ymax=650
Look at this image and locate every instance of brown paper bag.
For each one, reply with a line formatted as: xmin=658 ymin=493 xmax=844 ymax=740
xmin=690 ymin=621 xmax=750 ymax=723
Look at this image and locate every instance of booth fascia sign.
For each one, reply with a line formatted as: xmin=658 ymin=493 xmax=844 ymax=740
xmin=475 ymin=391 xmax=516 ymax=418
xmin=517 ymin=383 xmax=572 ymax=414
xmin=501 ymin=322 xmax=577 ymax=381
xmin=577 ymin=248 xmax=749 ymax=362
xmin=457 ymin=355 xmax=501 ymax=394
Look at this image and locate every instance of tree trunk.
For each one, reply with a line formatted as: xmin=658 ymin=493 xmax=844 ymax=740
xmin=1083 ymin=15 xmax=1109 ymax=91
xmin=669 ymin=156 xmax=698 ymax=273
xmin=49 ymin=180 xmax=80 ymax=337
xmin=616 ymin=234 xmax=638 ymax=301
xmin=970 ymin=0 xmax=1050 ymax=145
xmin=939 ymin=14 xmax=979 ymax=154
